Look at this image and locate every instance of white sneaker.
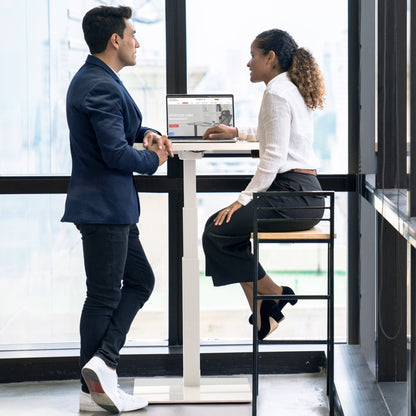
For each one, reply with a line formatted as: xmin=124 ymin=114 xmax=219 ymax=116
xmin=117 ymin=388 xmax=148 ymax=412
xmin=81 ymin=356 xmax=149 ymax=413
xmin=79 ymin=391 xmax=103 ymax=412
xmin=81 ymin=356 xmax=121 ymax=413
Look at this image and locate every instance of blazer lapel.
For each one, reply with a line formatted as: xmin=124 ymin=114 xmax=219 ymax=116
xmin=118 ymin=81 xmax=143 ymax=120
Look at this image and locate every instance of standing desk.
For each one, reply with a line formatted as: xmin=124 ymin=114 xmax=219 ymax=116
xmin=134 ymin=141 xmax=259 ymax=403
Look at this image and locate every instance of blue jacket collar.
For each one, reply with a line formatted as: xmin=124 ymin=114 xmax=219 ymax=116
xmin=86 ymin=55 xmax=122 ymax=84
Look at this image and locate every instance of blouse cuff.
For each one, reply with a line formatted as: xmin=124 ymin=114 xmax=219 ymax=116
xmin=237 ymin=193 xmax=252 ymax=206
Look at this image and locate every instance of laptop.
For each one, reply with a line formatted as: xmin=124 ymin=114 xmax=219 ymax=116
xmin=166 ymin=94 xmax=237 ymax=143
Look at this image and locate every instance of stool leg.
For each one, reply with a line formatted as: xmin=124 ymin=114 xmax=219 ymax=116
xmin=252 ymin=218 xmax=259 ymax=416
xmin=252 ymin=285 xmax=259 ymax=413
xmin=252 ymin=319 xmax=258 ymax=415
xmin=328 ymin=238 xmax=335 ymax=415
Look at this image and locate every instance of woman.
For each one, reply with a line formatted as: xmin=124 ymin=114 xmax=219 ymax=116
xmin=202 ymin=29 xmax=326 ymax=340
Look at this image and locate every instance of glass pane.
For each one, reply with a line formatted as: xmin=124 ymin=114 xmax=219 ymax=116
xmin=0 ymin=0 xmax=51 ymax=175
xmin=187 ymin=0 xmax=348 ymax=175
xmin=0 ymin=193 xmax=168 ymax=348
xmin=0 ymin=0 xmax=166 ymax=175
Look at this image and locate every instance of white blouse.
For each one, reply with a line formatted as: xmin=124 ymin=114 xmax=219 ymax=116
xmin=237 ymin=72 xmax=320 ymax=206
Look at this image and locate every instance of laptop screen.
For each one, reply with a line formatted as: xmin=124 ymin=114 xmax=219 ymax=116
xmin=166 ymin=94 xmax=234 ymax=139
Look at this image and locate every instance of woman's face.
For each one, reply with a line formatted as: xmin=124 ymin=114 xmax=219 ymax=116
xmin=247 ymin=41 xmax=278 ymax=84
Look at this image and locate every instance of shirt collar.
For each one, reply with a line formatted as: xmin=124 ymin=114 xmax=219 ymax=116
xmin=86 ymin=55 xmax=122 ymax=82
xmin=109 ymin=65 xmax=120 ymax=77
xmin=267 ymin=72 xmax=290 ymax=88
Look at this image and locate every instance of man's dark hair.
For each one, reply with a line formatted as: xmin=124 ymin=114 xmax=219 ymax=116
xmin=82 ymin=6 xmax=132 ymax=54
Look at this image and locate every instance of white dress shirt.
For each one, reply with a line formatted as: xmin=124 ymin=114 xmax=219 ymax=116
xmin=237 ymin=72 xmax=320 ymax=206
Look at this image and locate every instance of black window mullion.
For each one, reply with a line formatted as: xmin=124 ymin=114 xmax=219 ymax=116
xmin=166 ymin=0 xmax=187 ymax=346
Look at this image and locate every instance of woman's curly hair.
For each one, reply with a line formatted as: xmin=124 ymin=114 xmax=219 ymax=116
xmin=255 ymin=29 xmax=325 ymax=110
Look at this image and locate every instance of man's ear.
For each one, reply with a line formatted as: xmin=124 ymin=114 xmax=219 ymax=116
xmin=109 ymin=33 xmax=119 ymax=49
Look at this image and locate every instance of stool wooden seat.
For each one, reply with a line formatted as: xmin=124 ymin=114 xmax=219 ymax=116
xmin=251 ymin=226 xmax=336 ymax=241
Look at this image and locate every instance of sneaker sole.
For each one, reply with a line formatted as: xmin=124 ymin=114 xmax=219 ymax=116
xmin=81 ymin=367 xmax=120 ymax=414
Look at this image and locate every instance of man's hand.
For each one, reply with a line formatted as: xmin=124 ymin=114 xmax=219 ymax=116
xmin=148 ymin=142 xmax=169 ymax=166
xmin=143 ymin=131 xmax=173 ymax=157
xmin=202 ymin=124 xmax=238 ymax=140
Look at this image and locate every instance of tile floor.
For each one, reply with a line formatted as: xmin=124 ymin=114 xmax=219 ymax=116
xmin=0 ymin=373 xmax=330 ymax=416
xmin=379 ymin=381 xmax=407 ymax=416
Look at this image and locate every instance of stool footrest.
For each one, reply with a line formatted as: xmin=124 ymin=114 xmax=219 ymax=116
xmin=259 ymin=339 xmax=329 ymax=345
xmin=257 ymin=237 xmax=332 ymax=243
xmin=256 ymin=294 xmax=329 ymax=301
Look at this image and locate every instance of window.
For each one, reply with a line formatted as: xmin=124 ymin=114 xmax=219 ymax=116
xmin=187 ymin=0 xmax=348 ymax=341
xmin=0 ymin=0 xmax=168 ymax=350
xmin=0 ymin=0 xmax=166 ymax=176
xmin=187 ymin=0 xmax=348 ymax=174
xmin=0 ymin=193 xmax=168 ymax=348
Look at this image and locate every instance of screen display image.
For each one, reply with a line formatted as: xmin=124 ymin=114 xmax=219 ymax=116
xmin=167 ymin=95 xmax=234 ymax=138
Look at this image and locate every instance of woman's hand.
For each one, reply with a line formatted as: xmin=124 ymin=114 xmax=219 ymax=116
xmin=203 ymin=124 xmax=238 ymax=140
xmin=214 ymin=201 xmax=243 ymax=225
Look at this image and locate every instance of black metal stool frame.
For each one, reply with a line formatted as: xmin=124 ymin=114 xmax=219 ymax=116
xmin=251 ymin=191 xmax=335 ymax=416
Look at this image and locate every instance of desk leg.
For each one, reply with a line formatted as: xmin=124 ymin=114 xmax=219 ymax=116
xmin=182 ymin=157 xmax=201 ymax=386
xmin=134 ymin=152 xmax=251 ymax=403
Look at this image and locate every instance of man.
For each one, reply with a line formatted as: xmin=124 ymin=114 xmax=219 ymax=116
xmin=61 ymin=5 xmax=172 ymax=413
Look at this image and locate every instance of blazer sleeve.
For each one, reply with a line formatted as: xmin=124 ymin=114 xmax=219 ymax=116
xmin=84 ymin=81 xmax=159 ymax=174
xmin=135 ymin=126 xmax=162 ymax=143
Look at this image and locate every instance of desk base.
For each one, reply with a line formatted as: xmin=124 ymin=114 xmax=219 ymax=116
xmin=133 ymin=376 xmax=252 ymax=403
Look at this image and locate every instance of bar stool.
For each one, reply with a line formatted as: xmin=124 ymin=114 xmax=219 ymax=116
xmin=251 ymin=191 xmax=335 ymax=416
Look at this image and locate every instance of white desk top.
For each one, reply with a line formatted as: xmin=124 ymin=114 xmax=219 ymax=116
xmin=171 ymin=140 xmax=258 ymax=154
xmin=134 ymin=140 xmax=258 ymax=155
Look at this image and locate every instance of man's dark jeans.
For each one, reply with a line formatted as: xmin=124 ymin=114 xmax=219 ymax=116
xmin=76 ymin=223 xmax=154 ymax=393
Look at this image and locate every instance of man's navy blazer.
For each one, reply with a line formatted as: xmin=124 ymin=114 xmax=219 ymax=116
xmin=61 ymin=55 xmax=159 ymax=224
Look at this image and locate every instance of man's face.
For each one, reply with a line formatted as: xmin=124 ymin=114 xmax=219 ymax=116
xmin=117 ymin=19 xmax=139 ymax=68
